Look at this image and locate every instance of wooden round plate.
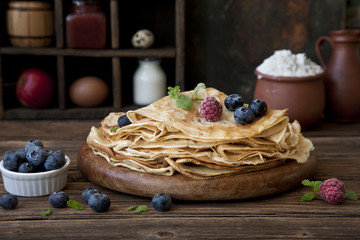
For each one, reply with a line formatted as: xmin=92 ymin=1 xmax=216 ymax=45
xmin=77 ymin=143 xmax=317 ymax=201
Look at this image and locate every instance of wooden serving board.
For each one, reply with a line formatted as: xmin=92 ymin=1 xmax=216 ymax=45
xmin=77 ymin=143 xmax=317 ymax=201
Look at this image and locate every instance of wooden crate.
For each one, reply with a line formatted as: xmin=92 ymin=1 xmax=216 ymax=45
xmin=0 ymin=0 xmax=185 ymax=119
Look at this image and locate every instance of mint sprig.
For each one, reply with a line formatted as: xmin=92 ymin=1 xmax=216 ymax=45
xmin=301 ymin=179 xmax=358 ymax=202
xmin=67 ymin=200 xmax=84 ymax=210
xmin=41 ymin=208 xmax=53 ymax=216
xmin=168 ymin=83 xmax=206 ymax=110
xmin=126 ymin=205 xmax=137 ymax=211
xmin=126 ymin=205 xmax=148 ymax=213
xmin=110 ymin=127 xmax=119 ymax=132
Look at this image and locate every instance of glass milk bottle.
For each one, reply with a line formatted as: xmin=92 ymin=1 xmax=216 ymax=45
xmin=133 ymin=58 xmax=167 ymax=106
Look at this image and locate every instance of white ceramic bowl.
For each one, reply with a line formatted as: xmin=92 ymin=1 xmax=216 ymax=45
xmin=0 ymin=156 xmax=70 ymax=197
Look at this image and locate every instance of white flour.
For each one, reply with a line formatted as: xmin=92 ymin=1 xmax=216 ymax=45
xmin=256 ymin=49 xmax=323 ymax=77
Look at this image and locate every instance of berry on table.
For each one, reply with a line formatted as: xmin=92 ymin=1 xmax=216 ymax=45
xmin=319 ymin=178 xmax=346 ymax=205
xmin=88 ymin=193 xmax=111 ymax=212
xmin=152 ymin=193 xmax=172 ymax=211
xmin=199 ymin=96 xmax=223 ymax=121
xmin=224 ymin=94 xmax=244 ymax=111
xmin=118 ymin=114 xmax=131 ymax=128
xmin=81 ymin=188 xmax=100 ymax=203
xmin=249 ymin=99 xmax=268 ymax=117
xmin=49 ymin=191 xmax=69 ymax=208
xmin=234 ymin=107 xmax=255 ymax=125
xmin=0 ymin=194 xmax=18 ymax=210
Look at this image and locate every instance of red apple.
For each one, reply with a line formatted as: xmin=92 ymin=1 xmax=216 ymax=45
xmin=16 ymin=68 xmax=55 ymax=109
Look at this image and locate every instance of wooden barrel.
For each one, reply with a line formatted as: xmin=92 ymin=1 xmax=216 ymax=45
xmin=6 ymin=1 xmax=54 ymax=47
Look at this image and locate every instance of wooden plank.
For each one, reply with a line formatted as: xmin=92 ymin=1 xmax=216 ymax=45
xmin=54 ymin=0 xmax=64 ymax=48
xmin=175 ymin=0 xmax=185 ymax=89
xmin=0 ymin=53 xmax=3 ymax=119
xmin=110 ymin=0 xmax=119 ymax=49
xmin=3 ymin=107 xmax=118 ymax=119
xmin=0 ymin=47 xmax=176 ymax=58
xmin=112 ymin=57 xmax=121 ymax=108
xmin=0 ymin=217 xmax=359 ymax=239
xmin=57 ymin=56 xmax=66 ymax=109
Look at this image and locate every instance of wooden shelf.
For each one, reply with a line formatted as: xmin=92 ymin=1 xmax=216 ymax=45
xmin=0 ymin=0 xmax=185 ymax=119
xmin=0 ymin=47 xmax=177 ymax=58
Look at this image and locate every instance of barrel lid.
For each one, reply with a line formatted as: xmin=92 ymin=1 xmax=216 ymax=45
xmin=9 ymin=1 xmax=52 ymax=10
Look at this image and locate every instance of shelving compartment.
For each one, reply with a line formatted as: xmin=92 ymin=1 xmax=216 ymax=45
xmin=0 ymin=0 xmax=184 ymax=119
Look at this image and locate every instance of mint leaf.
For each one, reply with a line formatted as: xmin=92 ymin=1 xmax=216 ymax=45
xmin=193 ymin=83 xmax=206 ymax=100
xmin=168 ymin=86 xmax=180 ymax=99
xmin=67 ymin=200 xmax=84 ymax=210
xmin=345 ymin=190 xmax=358 ymax=200
xmin=301 ymin=192 xmax=316 ymax=202
xmin=41 ymin=208 xmax=53 ymax=216
xmin=126 ymin=205 xmax=138 ymax=211
xmin=313 ymin=181 xmax=322 ymax=192
xmin=135 ymin=205 xmax=148 ymax=213
xmin=302 ymin=179 xmax=312 ymax=187
xmin=176 ymin=94 xmax=193 ymax=110
xmin=110 ymin=127 xmax=119 ymax=132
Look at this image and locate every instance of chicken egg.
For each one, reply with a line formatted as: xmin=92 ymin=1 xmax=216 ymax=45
xmin=69 ymin=76 xmax=109 ymax=107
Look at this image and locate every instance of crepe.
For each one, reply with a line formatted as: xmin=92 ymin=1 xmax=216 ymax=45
xmin=87 ymin=88 xmax=314 ymax=179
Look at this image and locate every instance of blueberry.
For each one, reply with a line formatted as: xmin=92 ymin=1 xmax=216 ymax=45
xmin=44 ymin=150 xmax=66 ymax=171
xmin=249 ymin=99 xmax=268 ymax=117
xmin=46 ymin=150 xmax=54 ymax=156
xmin=18 ymin=162 xmax=35 ymax=173
xmin=49 ymin=191 xmax=69 ymax=208
xmin=25 ymin=140 xmax=44 ymax=153
xmin=0 ymin=194 xmax=18 ymax=210
xmin=151 ymin=193 xmax=172 ymax=211
xmin=26 ymin=146 xmax=47 ymax=168
xmin=3 ymin=150 xmax=22 ymax=172
xmin=234 ymin=107 xmax=255 ymax=125
xmin=117 ymin=114 xmax=131 ymax=128
xmin=82 ymin=188 xmax=100 ymax=203
xmin=88 ymin=193 xmax=111 ymax=212
xmin=224 ymin=94 xmax=244 ymax=111
xmin=15 ymin=148 xmax=27 ymax=161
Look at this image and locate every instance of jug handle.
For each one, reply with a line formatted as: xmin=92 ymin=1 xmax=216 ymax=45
xmin=315 ymin=36 xmax=334 ymax=70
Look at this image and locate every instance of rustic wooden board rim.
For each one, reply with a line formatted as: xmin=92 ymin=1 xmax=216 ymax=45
xmin=77 ymin=143 xmax=317 ymax=201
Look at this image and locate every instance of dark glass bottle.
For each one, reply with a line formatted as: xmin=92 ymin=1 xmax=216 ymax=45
xmin=66 ymin=0 xmax=106 ymax=49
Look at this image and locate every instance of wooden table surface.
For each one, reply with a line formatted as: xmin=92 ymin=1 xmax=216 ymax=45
xmin=0 ymin=119 xmax=359 ymax=239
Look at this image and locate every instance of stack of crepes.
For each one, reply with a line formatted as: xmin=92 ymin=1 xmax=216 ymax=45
xmin=87 ymin=88 xmax=314 ymax=179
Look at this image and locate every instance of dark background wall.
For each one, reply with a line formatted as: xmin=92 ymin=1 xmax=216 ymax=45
xmin=185 ymin=0 xmax=347 ymax=102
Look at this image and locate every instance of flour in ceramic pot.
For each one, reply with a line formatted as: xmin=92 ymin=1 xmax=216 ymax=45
xmin=256 ymin=49 xmax=323 ymax=77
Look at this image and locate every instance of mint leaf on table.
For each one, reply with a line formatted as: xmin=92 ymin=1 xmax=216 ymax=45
xmin=301 ymin=192 xmax=316 ymax=202
xmin=41 ymin=208 xmax=53 ymax=216
xmin=67 ymin=200 xmax=84 ymax=210
xmin=126 ymin=205 xmax=138 ymax=211
xmin=345 ymin=190 xmax=359 ymax=200
xmin=135 ymin=205 xmax=148 ymax=213
xmin=301 ymin=179 xmax=312 ymax=186
xmin=313 ymin=181 xmax=322 ymax=192
xmin=301 ymin=179 xmax=322 ymax=192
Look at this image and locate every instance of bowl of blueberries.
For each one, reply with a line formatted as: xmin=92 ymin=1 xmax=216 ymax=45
xmin=0 ymin=140 xmax=70 ymax=197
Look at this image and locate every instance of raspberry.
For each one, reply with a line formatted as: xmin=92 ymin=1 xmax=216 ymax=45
xmin=319 ymin=178 xmax=346 ymax=204
xmin=199 ymin=96 xmax=223 ymax=121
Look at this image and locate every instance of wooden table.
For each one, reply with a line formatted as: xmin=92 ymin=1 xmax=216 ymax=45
xmin=0 ymin=119 xmax=359 ymax=239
